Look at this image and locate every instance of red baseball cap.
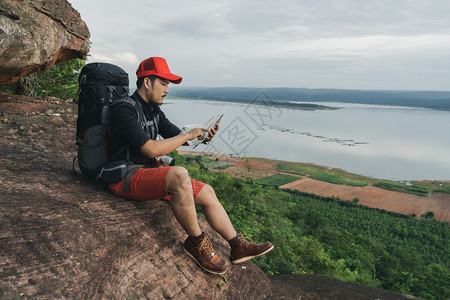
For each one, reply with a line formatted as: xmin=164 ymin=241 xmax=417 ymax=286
xmin=136 ymin=57 xmax=182 ymax=84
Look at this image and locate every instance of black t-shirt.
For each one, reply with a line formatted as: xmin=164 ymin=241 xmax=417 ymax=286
xmin=107 ymin=91 xmax=181 ymax=165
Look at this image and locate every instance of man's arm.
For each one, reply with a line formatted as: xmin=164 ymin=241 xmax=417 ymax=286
xmin=140 ymin=127 xmax=208 ymax=158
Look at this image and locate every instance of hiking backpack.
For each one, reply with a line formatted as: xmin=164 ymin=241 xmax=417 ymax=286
xmin=74 ymin=62 xmax=160 ymax=189
xmin=74 ymin=62 xmax=131 ymax=180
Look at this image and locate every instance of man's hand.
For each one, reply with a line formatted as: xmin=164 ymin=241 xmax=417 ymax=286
xmin=203 ymin=123 xmax=220 ymax=144
xmin=186 ymin=128 xmax=208 ymax=141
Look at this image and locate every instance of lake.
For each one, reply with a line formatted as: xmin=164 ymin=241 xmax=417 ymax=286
xmin=162 ymin=98 xmax=450 ymax=181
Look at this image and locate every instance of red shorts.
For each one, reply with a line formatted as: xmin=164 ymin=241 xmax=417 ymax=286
xmin=108 ymin=166 xmax=206 ymax=201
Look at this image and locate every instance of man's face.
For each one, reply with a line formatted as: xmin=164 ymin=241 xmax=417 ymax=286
xmin=146 ymin=77 xmax=169 ymax=105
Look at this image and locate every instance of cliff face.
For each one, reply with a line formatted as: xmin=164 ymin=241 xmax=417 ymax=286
xmin=0 ymin=0 xmax=90 ymax=85
xmin=0 ymin=1 xmax=270 ymax=297
xmin=0 ymin=93 xmax=271 ymax=299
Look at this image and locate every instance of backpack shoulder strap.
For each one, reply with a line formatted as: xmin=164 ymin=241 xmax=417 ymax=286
xmin=105 ymin=98 xmax=150 ymax=135
xmin=133 ymin=98 xmax=150 ymax=135
xmin=153 ymin=114 xmax=160 ymax=135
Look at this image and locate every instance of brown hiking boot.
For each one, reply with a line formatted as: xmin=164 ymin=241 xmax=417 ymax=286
xmin=183 ymin=233 xmax=227 ymax=275
xmin=229 ymin=234 xmax=274 ymax=264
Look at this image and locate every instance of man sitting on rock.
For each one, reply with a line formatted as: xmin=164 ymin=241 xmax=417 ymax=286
xmin=107 ymin=56 xmax=273 ymax=274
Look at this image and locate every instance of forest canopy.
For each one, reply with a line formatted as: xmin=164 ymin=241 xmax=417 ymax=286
xmin=173 ymin=152 xmax=449 ymax=300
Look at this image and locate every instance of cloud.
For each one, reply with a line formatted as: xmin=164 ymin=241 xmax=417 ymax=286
xmin=70 ymin=0 xmax=450 ymax=90
xmin=279 ymin=34 xmax=450 ymax=58
xmin=89 ymin=51 xmax=139 ymax=65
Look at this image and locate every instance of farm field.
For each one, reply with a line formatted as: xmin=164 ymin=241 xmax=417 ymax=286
xmin=429 ymin=192 xmax=450 ymax=222
xmin=281 ymin=178 xmax=432 ymax=218
xmin=180 ymin=150 xmax=450 ymax=223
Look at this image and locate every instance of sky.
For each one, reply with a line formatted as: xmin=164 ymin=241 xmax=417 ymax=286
xmin=69 ymin=0 xmax=450 ymax=91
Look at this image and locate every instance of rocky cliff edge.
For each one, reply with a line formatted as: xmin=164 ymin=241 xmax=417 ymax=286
xmin=0 ymin=92 xmax=271 ymax=299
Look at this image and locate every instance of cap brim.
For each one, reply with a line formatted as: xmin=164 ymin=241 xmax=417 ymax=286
xmin=158 ymin=73 xmax=182 ymax=84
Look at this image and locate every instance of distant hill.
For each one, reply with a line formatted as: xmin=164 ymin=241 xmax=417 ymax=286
xmin=169 ymin=86 xmax=450 ymax=110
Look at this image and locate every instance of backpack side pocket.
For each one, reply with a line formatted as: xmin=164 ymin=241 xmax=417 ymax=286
xmin=77 ymin=125 xmax=108 ymax=179
xmin=98 ymin=160 xmax=128 ymax=183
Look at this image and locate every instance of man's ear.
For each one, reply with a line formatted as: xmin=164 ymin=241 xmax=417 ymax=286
xmin=144 ymin=77 xmax=152 ymax=90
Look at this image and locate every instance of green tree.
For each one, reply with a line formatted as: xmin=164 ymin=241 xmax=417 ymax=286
xmin=0 ymin=58 xmax=86 ymax=99
xmin=423 ymin=211 xmax=435 ymax=219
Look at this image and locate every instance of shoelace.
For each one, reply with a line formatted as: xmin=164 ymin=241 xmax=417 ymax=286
xmin=198 ymin=235 xmax=215 ymax=256
xmin=238 ymin=233 xmax=258 ymax=246
xmin=239 ymin=233 xmax=249 ymax=240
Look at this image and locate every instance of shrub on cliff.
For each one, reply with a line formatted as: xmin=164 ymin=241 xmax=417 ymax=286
xmin=0 ymin=58 xmax=85 ymax=99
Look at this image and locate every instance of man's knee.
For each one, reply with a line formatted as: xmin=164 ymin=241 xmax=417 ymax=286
xmin=167 ymin=166 xmax=190 ymax=190
xmin=195 ymin=184 xmax=218 ymax=205
xmin=201 ymin=184 xmax=214 ymax=196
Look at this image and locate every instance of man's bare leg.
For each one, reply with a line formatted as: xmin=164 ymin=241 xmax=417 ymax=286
xmin=194 ymin=184 xmax=237 ymax=241
xmin=167 ymin=166 xmax=227 ymax=274
xmin=193 ymin=180 xmax=273 ymax=265
xmin=166 ymin=166 xmax=202 ymax=237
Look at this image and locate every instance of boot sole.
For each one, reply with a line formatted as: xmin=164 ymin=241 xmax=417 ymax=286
xmin=183 ymin=245 xmax=227 ymax=275
xmin=231 ymin=245 xmax=274 ymax=264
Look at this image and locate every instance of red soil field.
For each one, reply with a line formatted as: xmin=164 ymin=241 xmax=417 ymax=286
xmin=429 ymin=192 xmax=450 ymax=222
xmin=180 ymin=151 xmax=450 ymax=223
xmin=281 ymin=178 xmax=432 ymax=218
